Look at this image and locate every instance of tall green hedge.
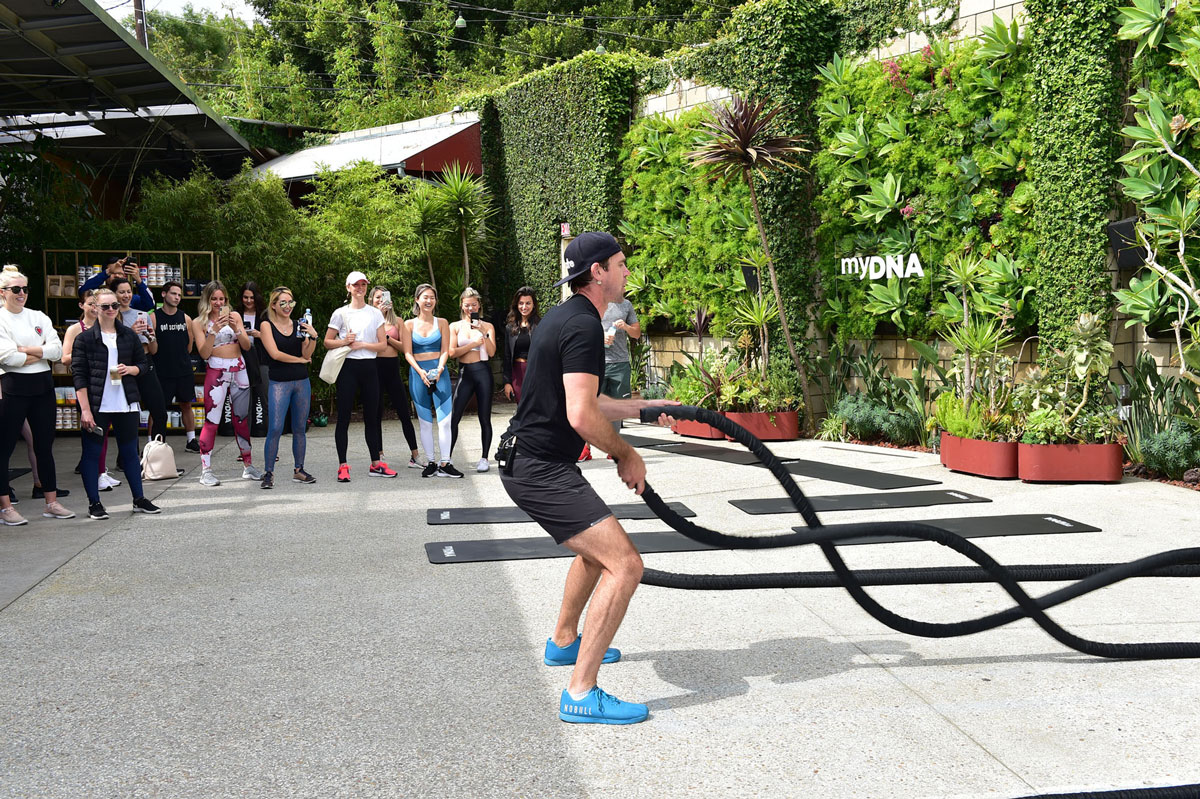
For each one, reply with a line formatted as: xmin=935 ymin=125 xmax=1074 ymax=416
xmin=473 ymin=52 xmax=647 ymax=307
xmin=1026 ymin=0 xmax=1122 ymax=350
xmin=681 ymin=0 xmax=838 ymax=358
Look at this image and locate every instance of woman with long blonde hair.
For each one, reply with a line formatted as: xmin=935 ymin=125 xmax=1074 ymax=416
xmin=258 ymin=286 xmax=318 ymax=489
xmin=448 ymin=287 xmax=497 ymax=472
xmin=189 ymin=280 xmax=263 ymax=486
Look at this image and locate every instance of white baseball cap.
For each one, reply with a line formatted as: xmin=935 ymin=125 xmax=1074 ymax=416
xmin=345 ymin=270 xmax=369 ymax=286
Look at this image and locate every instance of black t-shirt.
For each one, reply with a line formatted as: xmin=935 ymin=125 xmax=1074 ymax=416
xmin=263 ymin=319 xmax=309 ymax=382
xmin=153 ymin=306 xmax=192 ymax=377
xmin=509 ymin=293 xmax=604 ymax=462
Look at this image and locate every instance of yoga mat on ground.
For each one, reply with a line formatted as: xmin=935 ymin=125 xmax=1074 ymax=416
xmin=425 ymin=514 xmax=1100 ymax=564
xmin=732 ymin=489 xmax=991 ymax=515
xmin=620 ymin=434 xmax=939 ymax=490
xmin=427 ymin=502 xmax=696 ymax=525
xmin=7 ymin=468 xmax=31 ymax=481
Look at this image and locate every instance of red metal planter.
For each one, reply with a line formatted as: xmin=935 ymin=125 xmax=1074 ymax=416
xmin=673 ymin=416 xmax=726 ymax=439
xmin=939 ymin=432 xmax=1019 ymax=479
xmin=1017 ymin=442 xmax=1124 ymax=483
xmin=723 ymin=410 xmax=800 ymax=442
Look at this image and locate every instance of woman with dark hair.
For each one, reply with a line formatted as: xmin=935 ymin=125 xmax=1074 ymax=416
xmin=404 ymin=283 xmax=459 ymax=478
xmin=502 ymin=286 xmax=540 ymax=404
xmin=258 ymin=286 xmax=318 ymax=489
xmin=0 ymin=265 xmax=72 ymax=524
xmin=369 ymin=285 xmax=420 ymax=469
xmin=71 ymin=287 xmax=161 ymax=519
xmin=109 ymin=275 xmax=168 ymax=445
xmin=239 ymin=281 xmax=269 ymax=436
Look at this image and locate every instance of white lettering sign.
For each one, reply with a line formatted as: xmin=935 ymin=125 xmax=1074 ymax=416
xmin=839 ymin=253 xmax=925 ymax=281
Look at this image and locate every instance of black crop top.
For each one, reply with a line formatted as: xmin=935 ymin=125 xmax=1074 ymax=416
xmin=265 ymin=320 xmax=308 ymax=382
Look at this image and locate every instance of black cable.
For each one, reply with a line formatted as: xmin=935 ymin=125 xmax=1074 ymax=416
xmin=632 ymin=405 xmax=1200 ymax=660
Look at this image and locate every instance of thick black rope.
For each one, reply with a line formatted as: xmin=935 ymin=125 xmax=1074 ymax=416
xmin=632 ymin=405 xmax=1200 ymax=659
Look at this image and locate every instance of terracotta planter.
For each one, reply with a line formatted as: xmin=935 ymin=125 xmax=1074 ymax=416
xmin=939 ymin=432 xmax=1019 ymax=479
xmin=1017 ymin=442 xmax=1124 ymax=483
xmin=723 ymin=410 xmax=800 ymax=442
xmin=673 ymin=416 xmax=726 ymax=440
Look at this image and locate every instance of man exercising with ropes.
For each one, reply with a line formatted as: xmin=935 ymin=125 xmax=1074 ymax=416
xmin=500 ymin=232 xmax=676 ymax=725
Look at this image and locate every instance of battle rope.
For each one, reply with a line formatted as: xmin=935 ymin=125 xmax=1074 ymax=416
xmin=632 ymin=405 xmax=1200 ymax=659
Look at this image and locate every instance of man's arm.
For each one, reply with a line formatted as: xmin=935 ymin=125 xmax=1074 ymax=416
xmin=131 ymin=281 xmax=155 ymax=312
xmin=565 ymin=373 xmax=634 ymax=458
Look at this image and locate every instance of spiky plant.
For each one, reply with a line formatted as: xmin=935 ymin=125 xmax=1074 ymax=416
xmin=408 ymin=180 xmax=446 ymax=294
xmin=437 ymin=161 xmax=494 ymax=289
xmin=689 ymin=94 xmax=814 ymax=430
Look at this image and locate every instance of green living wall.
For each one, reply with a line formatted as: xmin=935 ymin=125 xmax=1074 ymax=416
xmin=811 ymin=20 xmax=1037 ymax=343
xmin=1026 ymin=0 xmax=1122 ymax=351
xmin=473 ymin=52 xmax=648 ymax=307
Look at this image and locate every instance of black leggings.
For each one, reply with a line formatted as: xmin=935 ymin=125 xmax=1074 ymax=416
xmin=451 ymin=361 xmax=494 ymax=459
xmin=0 ymin=388 xmax=57 ymax=495
xmin=137 ymin=360 xmax=168 ymax=440
xmin=335 ymin=357 xmax=382 ymax=463
xmin=376 ymin=357 xmax=418 ymax=454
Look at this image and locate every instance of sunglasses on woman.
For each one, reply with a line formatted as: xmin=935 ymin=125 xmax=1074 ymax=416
xmin=97 ymin=303 xmax=120 ymax=311
xmin=3 ymin=285 xmax=28 ymax=294
xmin=277 ymin=300 xmax=296 ymax=308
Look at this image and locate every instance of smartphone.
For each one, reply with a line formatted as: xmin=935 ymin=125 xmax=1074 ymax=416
xmin=380 ymin=290 xmax=392 ymax=308
xmin=470 ymin=311 xmax=480 ymax=322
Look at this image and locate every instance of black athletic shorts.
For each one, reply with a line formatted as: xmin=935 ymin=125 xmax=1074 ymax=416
xmin=500 ymin=452 xmax=614 ymax=544
xmin=157 ymin=372 xmax=195 ymax=405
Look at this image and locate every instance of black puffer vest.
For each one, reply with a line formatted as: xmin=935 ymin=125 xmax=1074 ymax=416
xmin=71 ymin=321 xmax=148 ymax=409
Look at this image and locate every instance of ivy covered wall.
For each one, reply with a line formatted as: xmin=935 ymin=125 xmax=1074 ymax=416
xmin=472 ymin=52 xmax=647 ymax=308
xmin=1026 ymin=0 xmax=1122 ymax=351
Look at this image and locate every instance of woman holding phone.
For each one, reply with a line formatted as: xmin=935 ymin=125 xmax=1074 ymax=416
xmin=370 ymin=286 xmax=420 ymax=469
xmin=324 ymin=271 xmax=393 ymax=483
xmin=404 ymin=283 xmax=460 ymax=478
xmin=62 ymin=288 xmax=119 ymax=493
xmin=110 ymin=275 xmax=168 ymax=445
xmin=71 ymin=287 xmax=161 ymax=519
xmin=190 ymin=280 xmax=264 ymax=487
xmin=0 ymin=265 xmax=72 ymax=524
xmin=448 ymin=287 xmax=497 ymax=473
xmin=258 ymin=286 xmax=318 ymax=489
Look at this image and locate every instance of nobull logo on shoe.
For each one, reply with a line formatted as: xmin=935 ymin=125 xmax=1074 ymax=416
xmin=562 ymin=703 xmax=592 ymax=715
xmin=839 ymin=253 xmax=925 ymax=281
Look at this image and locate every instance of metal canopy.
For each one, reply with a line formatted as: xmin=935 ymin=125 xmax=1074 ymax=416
xmin=0 ymin=0 xmax=253 ymax=177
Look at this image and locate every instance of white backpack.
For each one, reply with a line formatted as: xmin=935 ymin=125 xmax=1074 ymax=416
xmin=141 ymin=435 xmax=178 ymax=481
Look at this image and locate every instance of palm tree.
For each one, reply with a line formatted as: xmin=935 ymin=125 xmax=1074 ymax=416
xmin=409 ymin=180 xmax=445 ymax=293
xmin=689 ymin=94 xmax=815 ymax=430
xmin=437 ymin=161 xmax=494 ymax=288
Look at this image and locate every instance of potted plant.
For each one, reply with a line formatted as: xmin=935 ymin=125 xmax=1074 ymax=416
xmin=665 ymin=350 xmax=727 ymax=439
xmin=1015 ymin=313 xmax=1124 ymax=482
xmin=718 ymin=348 xmax=803 ymax=441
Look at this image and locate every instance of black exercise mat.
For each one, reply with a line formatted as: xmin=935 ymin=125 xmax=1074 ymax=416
xmin=427 ymin=502 xmax=696 ymax=525
xmin=7 ymin=468 xmax=31 ymax=481
xmin=425 ymin=513 xmax=1099 ymax=564
xmin=732 ymin=489 xmax=991 ymax=515
xmin=620 ymin=434 xmax=939 ymax=490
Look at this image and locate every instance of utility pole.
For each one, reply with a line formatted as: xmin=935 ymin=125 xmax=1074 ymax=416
xmin=133 ymin=0 xmax=147 ymax=47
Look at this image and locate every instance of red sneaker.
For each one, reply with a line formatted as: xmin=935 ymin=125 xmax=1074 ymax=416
xmin=578 ymin=444 xmax=592 ymax=462
xmin=337 ymin=464 xmax=351 ymax=483
xmin=369 ymin=461 xmax=398 ymax=478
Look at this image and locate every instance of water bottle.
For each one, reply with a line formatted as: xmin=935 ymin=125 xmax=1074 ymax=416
xmin=300 ymin=308 xmax=313 ymax=338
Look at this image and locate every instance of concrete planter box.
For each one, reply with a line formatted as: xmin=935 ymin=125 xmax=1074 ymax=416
xmin=1017 ymin=442 xmax=1124 ymax=483
xmin=940 ymin=432 xmax=1019 ymax=479
xmin=723 ymin=410 xmax=800 ymax=441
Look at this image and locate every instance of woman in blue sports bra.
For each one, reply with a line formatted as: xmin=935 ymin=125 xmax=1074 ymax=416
xmin=404 ymin=284 xmax=461 ymax=478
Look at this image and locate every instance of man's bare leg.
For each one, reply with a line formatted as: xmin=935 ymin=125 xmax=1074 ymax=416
xmin=552 ymin=554 xmax=602 ymax=647
xmin=560 ymin=515 xmax=643 ymax=694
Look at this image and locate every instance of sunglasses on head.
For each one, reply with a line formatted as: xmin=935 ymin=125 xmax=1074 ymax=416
xmin=4 ymin=285 xmax=28 ymax=294
xmin=97 ymin=302 xmax=119 ymax=311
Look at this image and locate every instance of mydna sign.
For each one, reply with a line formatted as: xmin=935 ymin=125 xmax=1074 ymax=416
xmin=839 ymin=253 xmax=925 ymax=280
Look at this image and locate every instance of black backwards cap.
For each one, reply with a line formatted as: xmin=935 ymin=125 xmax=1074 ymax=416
xmin=553 ymin=232 xmax=623 ymax=288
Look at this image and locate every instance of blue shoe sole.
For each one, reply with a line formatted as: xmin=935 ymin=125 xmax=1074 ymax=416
xmin=544 ymin=649 xmax=621 ymax=667
xmin=558 ymin=711 xmax=647 ymax=725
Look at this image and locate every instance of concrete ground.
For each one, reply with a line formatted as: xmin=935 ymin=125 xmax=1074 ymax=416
xmin=2 ymin=417 xmax=1199 ymax=798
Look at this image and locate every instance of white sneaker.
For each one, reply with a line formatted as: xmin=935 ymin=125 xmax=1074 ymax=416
xmin=98 ymin=472 xmax=121 ymax=490
xmin=0 ymin=506 xmax=27 ymax=526
xmin=42 ymin=501 xmax=76 ymax=520
xmin=476 ymin=458 xmax=489 ymax=473
xmin=241 ymin=464 xmax=265 ymax=480
xmin=200 ymin=469 xmax=221 ymax=486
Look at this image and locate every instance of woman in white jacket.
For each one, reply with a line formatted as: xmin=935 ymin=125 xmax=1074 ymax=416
xmin=0 ymin=266 xmax=73 ymax=525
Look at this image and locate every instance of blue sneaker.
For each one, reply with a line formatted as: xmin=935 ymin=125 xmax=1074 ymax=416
xmin=559 ymin=686 xmax=648 ymax=725
xmin=544 ymin=635 xmax=621 ymax=666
